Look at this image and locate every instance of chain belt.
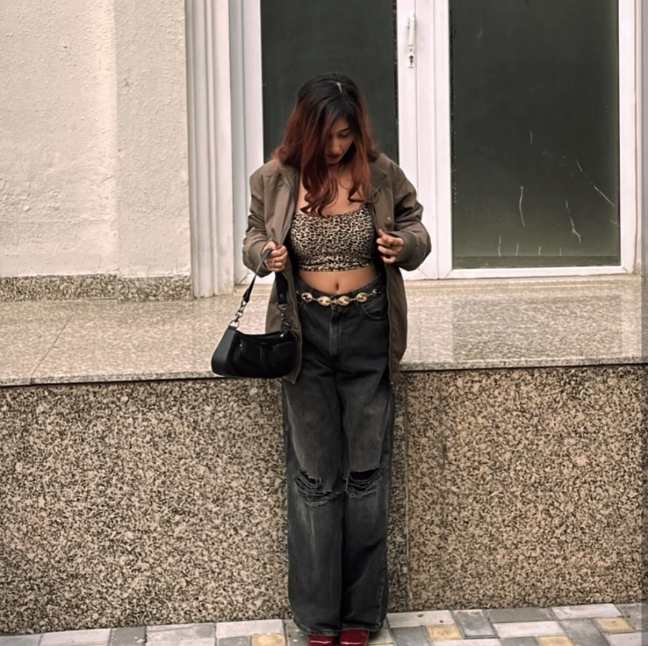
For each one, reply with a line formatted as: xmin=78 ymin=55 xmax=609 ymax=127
xmin=296 ymin=286 xmax=382 ymax=307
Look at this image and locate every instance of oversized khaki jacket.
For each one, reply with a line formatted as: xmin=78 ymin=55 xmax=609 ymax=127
xmin=241 ymin=152 xmax=431 ymax=385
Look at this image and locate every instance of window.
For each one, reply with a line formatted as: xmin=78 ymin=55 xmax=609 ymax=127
xmin=203 ymin=0 xmax=638 ymax=292
xmin=449 ymin=0 xmax=621 ymax=269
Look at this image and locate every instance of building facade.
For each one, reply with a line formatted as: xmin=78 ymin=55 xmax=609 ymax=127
xmin=0 ymin=1 xmax=642 ymax=299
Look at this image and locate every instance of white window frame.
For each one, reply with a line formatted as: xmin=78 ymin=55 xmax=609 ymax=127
xmin=229 ymin=0 xmax=640 ymax=283
xmin=420 ymin=0 xmax=638 ymax=279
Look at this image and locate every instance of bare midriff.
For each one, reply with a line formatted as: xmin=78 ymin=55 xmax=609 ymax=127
xmin=296 ymin=170 xmax=378 ymax=296
xmin=298 ymin=265 xmax=378 ymax=296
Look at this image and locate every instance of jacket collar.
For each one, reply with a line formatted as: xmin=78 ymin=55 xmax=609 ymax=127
xmin=278 ymin=156 xmax=389 ymax=199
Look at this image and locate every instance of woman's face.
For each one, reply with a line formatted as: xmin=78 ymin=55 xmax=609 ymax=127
xmin=326 ymin=118 xmax=354 ymax=166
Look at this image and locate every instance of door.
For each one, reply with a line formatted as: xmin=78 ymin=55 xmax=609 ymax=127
xmin=232 ymin=0 xmax=635 ymax=284
xmin=234 ymin=0 xmax=427 ymax=283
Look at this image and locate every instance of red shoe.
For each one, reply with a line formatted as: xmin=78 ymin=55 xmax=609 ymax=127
xmin=308 ymin=635 xmax=337 ymax=646
xmin=339 ymin=629 xmax=369 ymax=646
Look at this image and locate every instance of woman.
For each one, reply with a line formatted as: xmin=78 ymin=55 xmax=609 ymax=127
xmin=242 ymin=73 xmax=431 ymax=646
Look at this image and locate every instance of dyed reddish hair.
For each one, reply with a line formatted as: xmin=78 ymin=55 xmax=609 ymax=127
xmin=271 ymin=73 xmax=382 ymax=215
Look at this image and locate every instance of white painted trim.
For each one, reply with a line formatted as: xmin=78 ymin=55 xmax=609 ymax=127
xmin=448 ymin=265 xmax=629 ymax=279
xmin=432 ymin=0 xmax=453 ymax=279
xmin=396 ymin=0 xmax=418 ymax=184
xmin=639 ymin=0 xmax=646 ymax=275
xmin=398 ymin=0 xmax=434 ymax=280
xmin=186 ymin=0 xmax=235 ymax=296
xmin=229 ymin=0 xmax=247 ymax=285
xmin=237 ymin=0 xmax=273 ymax=286
xmin=634 ymin=0 xmax=643 ymax=274
xmin=619 ymin=0 xmax=637 ymax=274
xmin=413 ymin=0 xmax=452 ymax=280
xmin=397 ymin=0 xmax=432 ymax=281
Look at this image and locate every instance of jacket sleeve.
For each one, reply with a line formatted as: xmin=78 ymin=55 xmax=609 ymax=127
xmin=389 ymin=162 xmax=432 ymax=271
xmin=242 ymin=168 xmax=272 ymax=277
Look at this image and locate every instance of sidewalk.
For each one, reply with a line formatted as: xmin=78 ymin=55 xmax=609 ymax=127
xmin=1 ymin=603 xmax=645 ymax=646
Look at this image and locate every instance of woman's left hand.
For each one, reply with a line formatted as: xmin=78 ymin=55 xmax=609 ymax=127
xmin=376 ymin=228 xmax=405 ymax=264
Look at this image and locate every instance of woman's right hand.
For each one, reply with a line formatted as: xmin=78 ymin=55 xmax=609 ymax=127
xmin=262 ymin=240 xmax=288 ymax=272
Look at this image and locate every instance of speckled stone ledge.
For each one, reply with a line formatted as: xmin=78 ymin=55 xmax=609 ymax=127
xmin=0 ymin=274 xmax=645 ymax=387
xmin=0 ymin=274 xmax=192 ymax=302
xmin=1 ymin=363 xmax=645 ymax=634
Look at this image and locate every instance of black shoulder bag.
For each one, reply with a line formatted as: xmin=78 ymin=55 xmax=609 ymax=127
xmin=211 ymin=247 xmax=298 ymax=378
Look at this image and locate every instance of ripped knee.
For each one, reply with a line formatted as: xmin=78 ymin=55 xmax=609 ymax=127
xmin=294 ymin=468 xmax=343 ymax=506
xmin=346 ymin=467 xmax=383 ymax=497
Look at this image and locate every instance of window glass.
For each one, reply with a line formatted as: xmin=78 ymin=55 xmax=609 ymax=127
xmin=260 ymin=0 xmax=399 ymax=163
xmin=450 ymin=0 xmax=620 ymax=268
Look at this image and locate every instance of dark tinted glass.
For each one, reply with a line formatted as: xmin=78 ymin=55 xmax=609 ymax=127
xmin=450 ymin=0 xmax=620 ymax=268
xmin=260 ymin=0 xmax=399 ymax=163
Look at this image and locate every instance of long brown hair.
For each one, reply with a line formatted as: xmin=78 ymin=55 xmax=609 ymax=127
xmin=271 ymin=73 xmax=382 ymax=216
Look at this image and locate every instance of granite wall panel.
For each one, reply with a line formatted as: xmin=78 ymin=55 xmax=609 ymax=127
xmin=0 ymin=365 xmax=644 ymax=633
xmin=406 ymin=365 xmax=646 ymax=610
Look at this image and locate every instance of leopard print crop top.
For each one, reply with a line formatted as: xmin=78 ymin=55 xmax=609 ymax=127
xmin=288 ymin=202 xmax=376 ymax=271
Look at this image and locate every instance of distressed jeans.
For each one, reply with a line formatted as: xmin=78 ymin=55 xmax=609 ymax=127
xmin=281 ymin=272 xmax=394 ymax=637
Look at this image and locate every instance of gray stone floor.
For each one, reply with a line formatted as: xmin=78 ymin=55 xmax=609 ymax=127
xmin=1 ymin=603 xmax=645 ymax=646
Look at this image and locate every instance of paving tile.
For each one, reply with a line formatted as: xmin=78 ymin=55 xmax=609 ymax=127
xmin=283 ymin=635 xmax=305 ymax=646
xmin=605 ymin=634 xmax=648 ymax=646
xmin=391 ymin=626 xmax=429 ymax=646
xmin=108 ymin=626 xmax=146 ymax=645
xmin=151 ymin=640 xmax=213 ymax=646
xmin=616 ymin=603 xmax=646 ymax=631
xmin=451 ymin=610 xmax=496 ymax=638
xmin=0 ymin=637 xmax=42 ymax=646
xmin=146 ymin=622 xmax=215 ymax=645
xmin=536 ymin=637 xmax=573 ymax=646
xmin=492 ymin=621 xmax=564 ymax=639
xmin=219 ymin=638 xmax=251 ymax=646
xmin=593 ymin=618 xmax=634 ymax=634
xmin=500 ymin=639 xmax=537 ymax=646
xmin=558 ymin=619 xmax=608 ymax=646
xmin=387 ymin=612 xmax=454 ymax=629
xmin=428 ymin=640 xmax=501 ymax=646
xmin=216 ymin=622 xmax=284 ymax=640
xmin=552 ymin=604 xmax=621 ymax=620
xmin=368 ymin=625 xmax=393 ymax=644
xmin=147 ymin=636 xmax=214 ymax=645
xmin=281 ymin=621 xmax=305 ymax=646
xmin=251 ymin=635 xmax=284 ymax=646
xmin=282 ymin=622 xmax=304 ymax=639
xmin=40 ymin=628 xmax=111 ymax=645
xmin=425 ymin=624 xmax=462 ymax=641
xmin=485 ymin=608 xmax=555 ymax=623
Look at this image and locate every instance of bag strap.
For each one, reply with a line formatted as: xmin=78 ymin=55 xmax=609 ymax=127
xmin=230 ymin=245 xmax=290 ymax=329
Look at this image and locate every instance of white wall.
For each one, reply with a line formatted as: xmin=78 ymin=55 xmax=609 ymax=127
xmin=0 ymin=1 xmax=190 ymax=278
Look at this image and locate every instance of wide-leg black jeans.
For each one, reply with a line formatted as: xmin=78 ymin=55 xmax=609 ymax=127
xmin=281 ymin=273 xmax=394 ymax=637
